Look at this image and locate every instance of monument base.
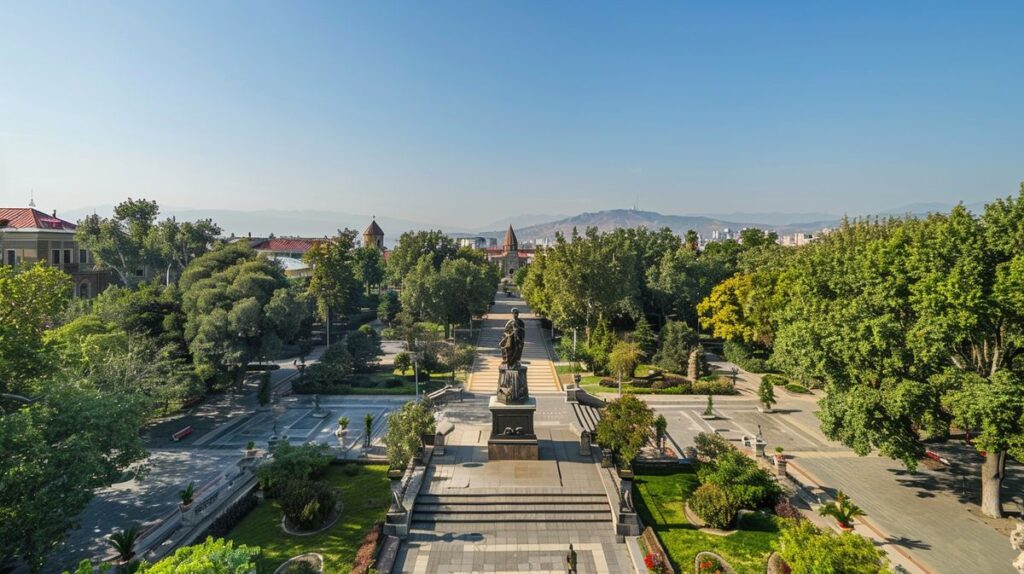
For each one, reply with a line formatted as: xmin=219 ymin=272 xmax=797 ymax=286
xmin=487 ymin=396 xmax=538 ymax=460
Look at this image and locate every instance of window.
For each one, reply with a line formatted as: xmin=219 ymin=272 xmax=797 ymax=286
xmin=5 ymin=250 xmax=14 ymax=266
xmin=79 ymin=249 xmax=88 ymax=264
xmin=52 ymin=249 xmax=61 ymax=264
xmin=63 ymin=250 xmax=72 ymax=266
xmin=78 ymin=282 xmax=90 ymax=298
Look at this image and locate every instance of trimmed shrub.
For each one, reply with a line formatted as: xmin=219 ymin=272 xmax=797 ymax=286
xmin=763 ymin=373 xmax=789 ymax=386
xmin=692 ymin=377 xmax=737 ymax=395
xmin=255 ymin=442 xmax=333 ymax=497
xmin=698 ymin=449 xmax=782 ymax=509
xmin=385 ymin=377 xmax=404 ymax=388
xmin=598 ymin=378 xmax=619 ymax=388
xmin=785 ymin=383 xmax=811 ymax=394
xmin=341 ymin=463 xmax=361 ymax=477
xmin=689 ymin=483 xmax=739 ymax=529
xmin=694 ymin=432 xmax=733 ymax=462
xmin=280 ymin=479 xmax=338 ymax=531
xmin=629 ymin=378 xmax=653 ymax=389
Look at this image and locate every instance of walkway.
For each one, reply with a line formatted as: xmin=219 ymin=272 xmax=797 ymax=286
xmin=651 ymin=355 xmax=1019 ymax=574
xmin=466 ymin=293 xmax=560 ymax=394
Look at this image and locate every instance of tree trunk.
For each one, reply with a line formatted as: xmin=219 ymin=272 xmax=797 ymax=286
xmin=980 ymin=449 xmax=1006 ymax=518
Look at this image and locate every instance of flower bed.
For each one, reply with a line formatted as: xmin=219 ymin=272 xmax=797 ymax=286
xmin=694 ymin=551 xmax=736 ymax=574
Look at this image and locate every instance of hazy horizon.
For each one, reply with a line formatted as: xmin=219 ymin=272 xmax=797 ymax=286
xmin=2 ymin=2 xmax=1022 ymax=226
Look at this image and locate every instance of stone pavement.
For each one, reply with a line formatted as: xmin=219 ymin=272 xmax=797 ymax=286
xmin=467 ymin=294 xmax=560 ymax=394
xmin=396 ymin=295 xmax=631 ymax=574
xmin=395 ymin=422 xmax=632 ymax=574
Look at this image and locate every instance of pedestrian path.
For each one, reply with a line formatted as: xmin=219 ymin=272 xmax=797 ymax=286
xmin=466 ymin=294 xmax=561 ymax=394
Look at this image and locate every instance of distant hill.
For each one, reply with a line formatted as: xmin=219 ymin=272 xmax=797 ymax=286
xmin=475 ymin=209 xmax=784 ymax=242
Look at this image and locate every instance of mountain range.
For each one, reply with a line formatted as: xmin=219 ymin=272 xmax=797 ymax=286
xmin=58 ymin=199 xmax=995 ymax=246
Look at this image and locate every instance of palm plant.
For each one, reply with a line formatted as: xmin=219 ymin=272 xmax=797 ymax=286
xmin=364 ymin=413 xmax=374 ymax=448
xmin=817 ymin=490 xmax=865 ymax=528
xmin=107 ymin=524 xmax=141 ymax=563
xmin=179 ymin=481 xmax=196 ymax=507
xmin=338 ymin=416 xmax=349 ymax=430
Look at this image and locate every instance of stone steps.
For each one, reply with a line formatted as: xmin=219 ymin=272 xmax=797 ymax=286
xmin=413 ymin=491 xmax=612 ymax=525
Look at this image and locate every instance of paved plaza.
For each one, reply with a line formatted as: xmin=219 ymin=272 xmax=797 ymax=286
xmin=396 ymin=296 xmax=632 ymax=574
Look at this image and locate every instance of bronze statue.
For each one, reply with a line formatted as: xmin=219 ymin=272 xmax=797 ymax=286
xmin=500 ymin=308 xmax=526 ymax=367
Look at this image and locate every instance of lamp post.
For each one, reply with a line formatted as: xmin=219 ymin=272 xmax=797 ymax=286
xmin=414 ymin=357 xmax=420 ymax=401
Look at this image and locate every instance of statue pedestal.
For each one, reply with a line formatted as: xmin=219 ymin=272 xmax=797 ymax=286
xmin=487 ymin=396 xmax=538 ymax=460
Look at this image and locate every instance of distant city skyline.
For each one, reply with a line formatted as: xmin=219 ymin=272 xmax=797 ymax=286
xmin=2 ymin=2 xmax=1022 ymax=227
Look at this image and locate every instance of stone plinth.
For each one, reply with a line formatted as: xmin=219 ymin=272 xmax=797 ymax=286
xmin=487 ymin=396 xmax=538 ymax=460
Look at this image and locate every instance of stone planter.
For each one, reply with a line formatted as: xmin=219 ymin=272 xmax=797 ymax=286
xmin=837 ymin=520 xmax=854 ymax=532
xmin=757 ymin=405 xmax=773 ymax=413
xmin=335 ymin=428 xmax=348 ymax=438
xmin=699 ymin=413 xmax=716 ymax=420
xmin=617 ymin=467 xmax=635 ymax=480
xmin=694 ymin=551 xmax=736 ymax=574
xmin=273 ymin=552 xmax=323 ymax=574
xmin=387 ymin=468 xmax=405 ymax=480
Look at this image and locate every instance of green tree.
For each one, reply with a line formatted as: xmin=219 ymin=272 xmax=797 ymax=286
xmin=386 ymin=230 xmax=457 ymax=285
xmin=377 ymin=290 xmax=401 ymax=325
xmin=608 ymin=341 xmax=642 ymax=382
xmin=758 ymin=377 xmax=776 ymax=410
xmin=383 ymin=401 xmax=436 ymax=469
xmin=684 ymin=229 xmax=699 ymax=252
xmin=0 ymin=264 xmax=71 ymax=396
xmin=181 ymin=244 xmax=307 ymax=385
xmin=303 ymin=231 xmax=358 ymax=346
xmin=352 ymin=245 xmax=385 ymax=294
xmin=155 ymin=217 xmax=221 ymax=285
xmin=630 ymin=316 xmax=657 ymax=360
xmin=0 ymin=383 xmax=148 ymax=571
xmin=400 ymin=256 xmax=498 ymax=338
xmin=586 ymin=318 xmax=617 ymax=375
xmin=76 ymin=198 xmax=162 ymax=287
xmin=653 ymin=320 xmax=697 ymax=375
xmin=595 ymin=395 xmax=654 ymax=466
xmin=346 ymin=324 xmax=383 ymax=373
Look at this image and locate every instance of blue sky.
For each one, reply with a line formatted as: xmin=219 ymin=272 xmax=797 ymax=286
xmin=1 ymin=1 xmax=1022 ymax=226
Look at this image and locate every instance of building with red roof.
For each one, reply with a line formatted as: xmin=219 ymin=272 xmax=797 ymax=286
xmin=0 ymin=206 xmax=111 ymax=297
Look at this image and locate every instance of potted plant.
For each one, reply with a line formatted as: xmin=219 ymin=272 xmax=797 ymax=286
xmin=245 ymin=440 xmax=257 ymax=457
xmin=617 ymin=460 xmax=635 ymax=480
xmin=817 ymin=490 xmax=865 ymax=531
xmin=178 ymin=481 xmax=196 ymax=510
xmin=700 ymin=394 xmax=716 ymax=420
xmin=758 ymin=378 xmax=776 ymax=413
xmin=107 ymin=524 xmax=141 ymax=566
xmin=774 ymin=446 xmax=785 ymax=462
xmin=336 ymin=416 xmax=349 ymax=437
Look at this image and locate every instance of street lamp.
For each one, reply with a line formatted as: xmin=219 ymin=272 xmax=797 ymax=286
xmin=414 ymin=356 xmax=420 ymax=401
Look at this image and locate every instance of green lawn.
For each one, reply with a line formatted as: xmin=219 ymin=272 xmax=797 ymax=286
xmin=226 ymin=465 xmax=392 ymax=574
xmin=634 ymin=468 xmax=781 ymax=574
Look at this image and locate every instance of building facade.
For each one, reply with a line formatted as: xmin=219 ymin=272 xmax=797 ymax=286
xmin=0 ymin=207 xmax=111 ymax=298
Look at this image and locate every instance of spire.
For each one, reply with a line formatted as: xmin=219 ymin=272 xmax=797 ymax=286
xmin=28 ymin=190 xmax=35 ymax=208
xmin=503 ymin=225 xmax=519 ymax=252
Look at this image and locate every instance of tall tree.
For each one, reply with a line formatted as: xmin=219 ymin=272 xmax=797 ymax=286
xmin=155 ymin=217 xmax=221 ymax=285
xmin=76 ymin=198 xmax=162 ymax=287
xmin=352 ymin=245 xmax=385 ymax=295
xmin=386 ymin=230 xmax=457 ymax=285
xmin=302 ymin=231 xmax=357 ymax=345
xmin=0 ymin=264 xmax=70 ymax=397
xmin=181 ymin=244 xmax=307 ymax=384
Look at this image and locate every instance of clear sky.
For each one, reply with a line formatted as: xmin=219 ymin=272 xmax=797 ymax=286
xmin=1 ymin=1 xmax=1022 ymax=226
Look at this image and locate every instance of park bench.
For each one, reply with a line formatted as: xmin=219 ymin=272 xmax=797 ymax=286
xmin=172 ymin=425 xmax=194 ymax=441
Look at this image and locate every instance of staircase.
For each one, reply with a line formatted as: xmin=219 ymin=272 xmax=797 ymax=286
xmin=411 ymin=490 xmax=612 ymax=527
xmin=571 ymin=402 xmax=602 ymax=434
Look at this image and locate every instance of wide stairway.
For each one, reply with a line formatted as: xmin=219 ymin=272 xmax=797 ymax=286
xmin=466 ymin=294 xmax=561 ymax=394
xmin=412 ymin=489 xmax=612 ymax=526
